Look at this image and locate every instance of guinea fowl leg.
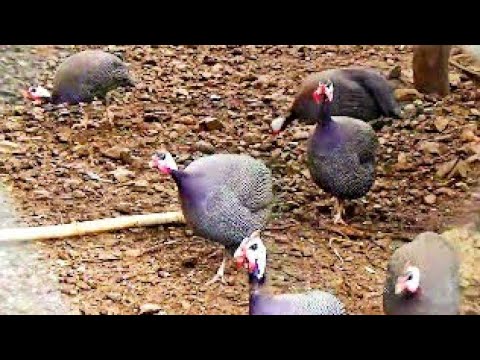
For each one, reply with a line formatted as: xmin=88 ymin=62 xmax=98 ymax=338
xmin=105 ymin=106 xmax=115 ymax=127
xmin=72 ymin=112 xmax=95 ymax=130
xmin=333 ymin=198 xmax=347 ymax=225
xmin=205 ymin=249 xmax=228 ymax=286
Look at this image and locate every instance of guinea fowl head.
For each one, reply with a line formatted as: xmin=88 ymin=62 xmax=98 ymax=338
xmin=234 ymin=230 xmax=267 ymax=283
xmin=150 ymin=151 xmax=178 ymax=175
xmin=270 ymin=117 xmax=287 ymax=135
xmin=111 ymin=62 xmax=137 ymax=88
xmin=23 ymin=85 xmax=52 ymax=102
xmin=394 ymin=262 xmax=421 ymax=296
xmin=312 ymin=80 xmax=334 ymax=105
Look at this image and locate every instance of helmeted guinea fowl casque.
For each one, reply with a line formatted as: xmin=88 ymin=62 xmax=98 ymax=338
xmin=271 ymin=67 xmax=401 ymax=133
xmin=24 ymin=50 xmax=135 ymax=105
xmin=383 ymin=232 xmax=460 ymax=315
xmin=234 ymin=231 xmax=346 ymax=315
xmin=150 ymin=151 xmax=273 ymax=285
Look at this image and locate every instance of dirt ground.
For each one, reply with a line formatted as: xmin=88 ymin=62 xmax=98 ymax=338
xmin=0 ymin=45 xmax=479 ymax=315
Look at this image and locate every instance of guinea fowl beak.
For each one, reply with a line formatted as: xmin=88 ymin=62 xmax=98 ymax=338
xmin=21 ymin=89 xmax=34 ymax=101
xmin=395 ymin=280 xmax=407 ymax=295
xmin=235 ymin=257 xmax=245 ymax=269
xmin=149 ymin=155 xmax=159 ymax=169
xmin=234 ymin=246 xmax=247 ymax=269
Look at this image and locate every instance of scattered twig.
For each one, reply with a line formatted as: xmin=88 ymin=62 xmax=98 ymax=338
xmin=141 ymin=240 xmax=180 ymax=256
xmin=267 ymin=223 xmax=297 ymax=231
xmin=321 ymin=223 xmax=366 ymax=239
xmin=449 ymin=56 xmax=480 ymax=79
xmin=328 ymin=237 xmax=345 ymax=268
xmin=0 ymin=211 xmax=186 ymax=243
xmin=81 ymin=256 xmax=121 ymax=263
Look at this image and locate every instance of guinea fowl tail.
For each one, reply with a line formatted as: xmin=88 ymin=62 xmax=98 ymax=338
xmin=361 ymin=75 xmax=402 ymax=119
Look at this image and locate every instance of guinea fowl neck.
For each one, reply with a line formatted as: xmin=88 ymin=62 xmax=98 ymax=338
xmin=248 ymin=272 xmax=267 ymax=315
xmin=320 ymin=100 xmax=333 ymax=122
xmin=170 ymin=169 xmax=187 ymax=185
xmin=282 ymin=112 xmax=296 ymax=131
xmin=49 ymin=94 xmax=57 ymax=104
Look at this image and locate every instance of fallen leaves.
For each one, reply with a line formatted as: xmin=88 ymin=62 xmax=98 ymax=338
xmin=434 ymin=117 xmax=449 ymax=132
xmin=394 ymin=88 xmax=422 ymax=102
xmin=419 ymin=141 xmax=444 ymax=155
xmin=0 ymin=45 xmax=478 ymax=316
xmin=198 ymin=117 xmax=224 ymax=131
xmin=0 ymin=140 xmax=19 ymax=153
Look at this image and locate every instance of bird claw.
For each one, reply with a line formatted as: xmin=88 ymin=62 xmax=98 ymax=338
xmin=205 ymin=273 xmax=226 ymax=286
xmin=332 ymin=199 xmax=347 ymax=225
xmin=333 ymin=214 xmax=347 ymax=225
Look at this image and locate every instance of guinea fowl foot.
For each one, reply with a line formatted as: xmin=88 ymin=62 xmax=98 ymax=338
xmin=205 ymin=254 xmax=227 ymax=286
xmin=333 ymin=199 xmax=347 ymax=225
xmin=73 ymin=115 xmax=95 ymax=130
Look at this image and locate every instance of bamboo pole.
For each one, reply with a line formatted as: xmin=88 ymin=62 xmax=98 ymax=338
xmin=0 ymin=211 xmax=186 ymax=243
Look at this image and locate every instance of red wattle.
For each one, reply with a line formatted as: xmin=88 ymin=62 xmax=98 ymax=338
xmin=159 ymin=166 xmax=172 ymax=175
xmin=235 ymin=258 xmax=244 ymax=269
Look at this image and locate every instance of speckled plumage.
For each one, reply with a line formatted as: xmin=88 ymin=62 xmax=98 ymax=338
xmin=286 ymin=67 xmax=400 ymax=126
xmin=51 ymin=50 xmax=134 ymax=104
xmin=383 ymin=232 xmax=460 ymax=315
xmin=250 ymin=289 xmax=346 ymax=315
xmin=171 ymin=154 xmax=273 ymax=253
xmin=307 ymin=116 xmax=378 ymax=200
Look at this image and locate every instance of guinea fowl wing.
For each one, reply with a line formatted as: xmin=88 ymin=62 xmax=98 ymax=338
xmin=203 ymin=187 xmax=269 ymax=252
xmin=234 ymin=165 xmax=273 ymax=213
xmin=355 ymin=70 xmax=401 ymax=118
xmin=252 ymin=291 xmax=345 ymax=315
xmin=335 ymin=116 xmax=378 ymax=163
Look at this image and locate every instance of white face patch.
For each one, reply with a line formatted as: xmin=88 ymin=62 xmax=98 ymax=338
xmin=271 ymin=117 xmax=286 ymax=132
xmin=234 ymin=231 xmax=267 ymax=280
xmin=395 ymin=265 xmax=421 ymax=295
xmin=404 ymin=266 xmax=420 ymax=292
xmin=241 ymin=231 xmax=267 ymax=280
xmin=151 ymin=151 xmax=178 ymax=173
xmin=324 ymin=81 xmax=334 ymax=102
xmin=29 ymin=85 xmax=51 ymax=99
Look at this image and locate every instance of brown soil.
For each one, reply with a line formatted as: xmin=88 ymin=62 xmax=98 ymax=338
xmin=0 ymin=45 xmax=478 ymax=315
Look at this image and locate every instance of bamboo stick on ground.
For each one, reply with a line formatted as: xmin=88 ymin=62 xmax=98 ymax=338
xmin=0 ymin=211 xmax=186 ymax=243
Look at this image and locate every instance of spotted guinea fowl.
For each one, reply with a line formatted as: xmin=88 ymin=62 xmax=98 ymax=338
xmin=150 ymin=151 xmax=273 ymax=285
xmin=383 ymin=232 xmax=460 ymax=315
xmin=271 ymin=67 xmax=401 ymax=133
xmin=234 ymin=231 xmax=345 ymax=315
xmin=294 ymin=80 xmax=378 ymax=224
xmin=23 ymin=50 xmax=135 ymax=105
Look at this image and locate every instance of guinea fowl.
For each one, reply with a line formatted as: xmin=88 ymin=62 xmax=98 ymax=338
xmin=23 ymin=50 xmax=135 ymax=105
xmin=271 ymin=67 xmax=401 ymax=133
xmin=295 ymin=80 xmax=379 ymax=224
xmin=150 ymin=151 xmax=273 ymax=285
xmin=234 ymin=231 xmax=346 ymax=315
xmin=383 ymin=232 xmax=460 ymax=315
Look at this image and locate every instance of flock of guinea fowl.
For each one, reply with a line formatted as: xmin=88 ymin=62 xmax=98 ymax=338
xmin=23 ymin=48 xmax=461 ymax=315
